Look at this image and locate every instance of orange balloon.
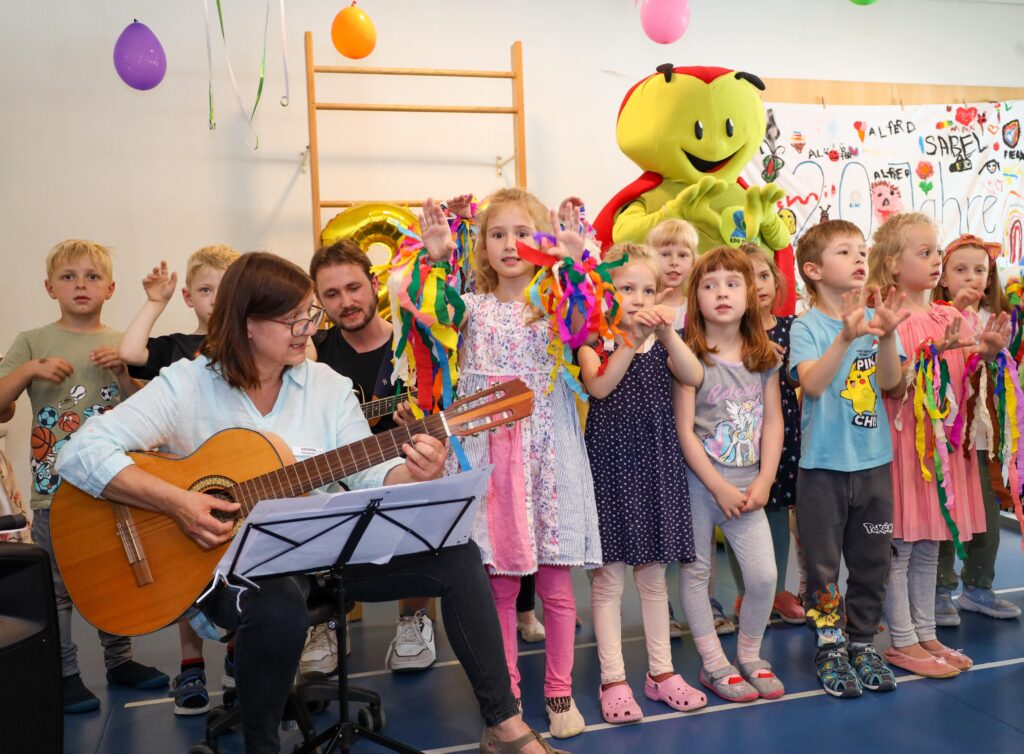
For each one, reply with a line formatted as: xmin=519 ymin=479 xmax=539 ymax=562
xmin=331 ymin=5 xmax=376 ymax=60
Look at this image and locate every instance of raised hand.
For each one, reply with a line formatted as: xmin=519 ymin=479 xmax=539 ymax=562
xmin=628 ymin=308 xmax=661 ymax=343
xmin=548 ymin=208 xmax=586 ymax=261
xmin=839 ymin=286 xmax=873 ymax=342
xmin=30 ymin=357 xmax=74 ymax=384
xmin=445 ymin=193 xmax=475 ymax=219
xmin=419 ymin=198 xmax=456 ymax=262
xmin=951 ymin=286 xmax=983 ymax=312
xmin=866 ymin=286 xmax=911 ymax=338
xmin=90 ymin=346 xmax=126 ymax=375
xmin=934 ymin=316 xmax=967 ymax=353
xmin=143 ymin=261 xmax=178 ymax=304
xmin=977 ymin=311 xmax=1012 ymax=361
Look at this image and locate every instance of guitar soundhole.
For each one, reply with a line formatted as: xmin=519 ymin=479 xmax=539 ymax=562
xmin=208 ymin=490 xmax=236 ymax=523
xmin=192 ymin=475 xmax=239 ymax=523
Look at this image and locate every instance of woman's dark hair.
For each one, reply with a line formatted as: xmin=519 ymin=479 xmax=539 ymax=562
xmin=202 ymin=252 xmax=313 ymax=390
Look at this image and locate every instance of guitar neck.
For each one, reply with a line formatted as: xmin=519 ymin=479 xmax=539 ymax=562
xmin=360 ymin=392 xmax=407 ymax=421
xmin=232 ymin=414 xmax=446 ymax=515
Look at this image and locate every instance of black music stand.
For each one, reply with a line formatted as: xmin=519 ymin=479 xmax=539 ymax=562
xmin=219 ymin=469 xmax=490 ymax=754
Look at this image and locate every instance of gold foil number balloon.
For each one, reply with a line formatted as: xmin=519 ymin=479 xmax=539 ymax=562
xmin=320 ymin=203 xmax=420 ymax=320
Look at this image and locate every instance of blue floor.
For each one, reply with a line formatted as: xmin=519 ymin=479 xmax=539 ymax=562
xmin=66 ymin=525 xmax=1024 ymax=753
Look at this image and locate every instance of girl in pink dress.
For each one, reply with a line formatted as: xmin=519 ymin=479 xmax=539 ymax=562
xmin=867 ymin=213 xmax=1010 ymax=678
xmin=420 ymin=191 xmax=601 ymax=742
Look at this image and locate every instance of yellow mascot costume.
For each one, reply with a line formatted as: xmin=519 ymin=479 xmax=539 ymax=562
xmin=594 ymin=64 xmax=796 ymax=313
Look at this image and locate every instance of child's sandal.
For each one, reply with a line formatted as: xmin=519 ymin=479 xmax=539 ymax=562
xmin=644 ymin=673 xmax=707 ymax=711
xmin=479 ymin=728 xmax=568 ymax=754
xmin=735 ymin=658 xmax=785 ymax=700
xmin=698 ymin=664 xmax=759 ymax=703
xmin=598 ymin=683 xmax=643 ymax=724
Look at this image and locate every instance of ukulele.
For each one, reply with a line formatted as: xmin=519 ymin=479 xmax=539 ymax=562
xmin=50 ymin=379 xmax=532 ymax=636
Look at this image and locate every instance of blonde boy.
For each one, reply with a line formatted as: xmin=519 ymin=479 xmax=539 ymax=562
xmin=119 ymin=245 xmax=239 ymax=380
xmin=116 ymin=244 xmax=239 ymax=714
xmin=0 ymin=239 xmax=168 ymax=713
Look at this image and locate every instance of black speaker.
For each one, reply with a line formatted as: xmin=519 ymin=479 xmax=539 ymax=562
xmin=0 ymin=542 xmax=63 ymax=754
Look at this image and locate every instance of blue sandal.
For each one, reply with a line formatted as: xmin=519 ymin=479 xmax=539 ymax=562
xmin=170 ymin=666 xmax=210 ymax=716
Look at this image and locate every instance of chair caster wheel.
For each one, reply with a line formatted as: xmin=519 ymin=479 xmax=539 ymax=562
xmin=357 ymin=705 xmax=385 ymax=731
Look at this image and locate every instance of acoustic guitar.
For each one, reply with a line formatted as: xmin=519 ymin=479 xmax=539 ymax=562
xmin=50 ymin=379 xmax=531 ymax=636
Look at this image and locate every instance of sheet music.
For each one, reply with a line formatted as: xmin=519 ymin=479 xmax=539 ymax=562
xmin=214 ymin=466 xmax=491 ymax=584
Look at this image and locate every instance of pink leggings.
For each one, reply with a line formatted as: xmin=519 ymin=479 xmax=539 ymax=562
xmin=489 ymin=566 xmax=576 ymax=698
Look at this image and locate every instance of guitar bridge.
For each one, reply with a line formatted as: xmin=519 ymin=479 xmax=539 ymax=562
xmin=113 ymin=504 xmax=154 ymax=587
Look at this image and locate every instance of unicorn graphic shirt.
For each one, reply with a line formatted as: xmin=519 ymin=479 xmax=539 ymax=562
xmin=693 ymin=355 xmax=778 ymax=470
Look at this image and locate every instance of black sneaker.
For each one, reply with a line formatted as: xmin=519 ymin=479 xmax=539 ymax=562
xmin=815 ymin=648 xmax=862 ymax=698
xmin=849 ymin=644 xmax=897 ymax=692
xmin=63 ymin=673 xmax=100 ymax=714
xmin=106 ymin=660 xmax=170 ymax=690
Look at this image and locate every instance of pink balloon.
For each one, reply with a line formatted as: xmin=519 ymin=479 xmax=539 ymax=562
xmin=640 ymin=0 xmax=691 ymax=45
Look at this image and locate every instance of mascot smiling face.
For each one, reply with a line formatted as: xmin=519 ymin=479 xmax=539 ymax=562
xmin=595 ymin=64 xmax=796 ymax=314
xmin=617 ymin=66 xmax=766 ymax=187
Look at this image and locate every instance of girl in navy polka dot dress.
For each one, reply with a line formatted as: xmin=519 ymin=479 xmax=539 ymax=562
xmin=579 ymin=243 xmax=707 ymax=725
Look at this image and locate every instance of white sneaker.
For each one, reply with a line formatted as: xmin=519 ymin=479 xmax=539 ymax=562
xmin=517 ymin=619 xmax=546 ymax=643
xmin=300 ymin=622 xmax=342 ymax=676
xmin=385 ymin=611 xmax=436 ymax=672
xmin=546 ymin=696 xmax=585 ymax=739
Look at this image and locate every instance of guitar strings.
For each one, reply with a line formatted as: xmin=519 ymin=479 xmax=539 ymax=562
xmin=113 ymin=388 xmax=520 ymax=540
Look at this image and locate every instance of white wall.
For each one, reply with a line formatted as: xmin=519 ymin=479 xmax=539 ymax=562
xmin=2 ymin=0 xmax=1023 ymax=503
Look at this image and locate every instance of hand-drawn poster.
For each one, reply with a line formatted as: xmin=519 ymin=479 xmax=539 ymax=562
xmin=742 ymin=100 xmax=1024 ymax=293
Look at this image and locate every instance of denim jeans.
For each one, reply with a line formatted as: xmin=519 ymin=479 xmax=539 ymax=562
xmin=31 ymin=508 xmax=133 ymax=677
xmin=204 ymin=541 xmax=517 ymax=754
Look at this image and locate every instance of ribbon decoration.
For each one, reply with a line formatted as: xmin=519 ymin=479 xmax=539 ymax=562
xmin=989 ymin=351 xmax=1024 ymax=551
xmin=204 ymin=0 xmax=290 ymax=147
xmin=515 ymin=236 xmax=628 ymax=397
xmin=911 ymin=340 xmax=966 ymax=559
xmin=386 ymin=227 xmax=465 ymax=418
xmin=1006 ymin=280 xmax=1024 ymax=363
xmin=444 ymin=199 xmax=478 ymax=294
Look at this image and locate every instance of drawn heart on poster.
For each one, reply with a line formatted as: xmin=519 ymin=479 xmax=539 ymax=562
xmin=853 ymin=120 xmax=867 ymax=142
xmin=955 ymin=107 xmax=978 ymax=126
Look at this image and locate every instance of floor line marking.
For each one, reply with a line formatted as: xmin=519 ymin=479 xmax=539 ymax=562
xmin=422 ymin=656 xmax=1024 ymax=754
xmin=123 ymin=587 xmax=1024 ymax=709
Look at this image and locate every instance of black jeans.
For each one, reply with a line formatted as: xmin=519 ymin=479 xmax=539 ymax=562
xmin=205 ymin=541 xmax=518 ymax=754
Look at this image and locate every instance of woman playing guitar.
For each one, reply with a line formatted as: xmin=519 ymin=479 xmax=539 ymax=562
xmin=56 ymin=253 xmax=558 ymax=754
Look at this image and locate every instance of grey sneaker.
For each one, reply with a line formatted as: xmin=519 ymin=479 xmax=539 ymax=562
xmin=935 ymin=587 xmax=961 ymax=627
xmin=958 ymin=586 xmax=1022 ymax=620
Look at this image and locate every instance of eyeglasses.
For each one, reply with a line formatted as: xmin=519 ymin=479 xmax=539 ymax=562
xmin=268 ymin=306 xmax=326 ymax=336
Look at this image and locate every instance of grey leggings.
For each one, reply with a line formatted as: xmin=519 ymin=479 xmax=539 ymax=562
xmin=883 ymin=538 xmax=939 ymax=647
xmin=679 ymin=468 xmax=777 ymax=641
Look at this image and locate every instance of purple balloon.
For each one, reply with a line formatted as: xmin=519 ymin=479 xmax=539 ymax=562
xmin=113 ymin=21 xmax=167 ymax=91
xmin=640 ymin=0 xmax=691 ymax=45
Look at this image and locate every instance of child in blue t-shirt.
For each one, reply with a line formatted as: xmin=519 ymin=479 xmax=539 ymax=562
xmin=789 ymin=221 xmax=908 ymax=699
